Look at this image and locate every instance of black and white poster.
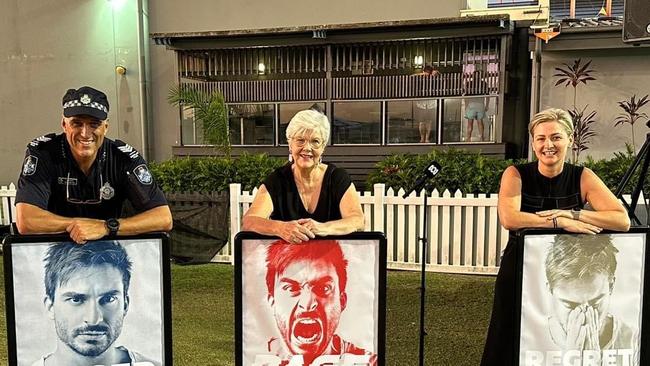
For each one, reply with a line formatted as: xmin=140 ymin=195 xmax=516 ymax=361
xmin=518 ymin=230 xmax=649 ymax=366
xmin=234 ymin=232 xmax=386 ymax=366
xmin=3 ymin=234 xmax=172 ymax=366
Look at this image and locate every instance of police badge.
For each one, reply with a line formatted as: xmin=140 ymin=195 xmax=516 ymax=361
xmin=22 ymin=155 xmax=38 ymax=176
xmin=100 ymin=182 xmax=115 ymax=200
xmin=133 ymin=164 xmax=153 ymax=185
xmin=80 ymin=94 xmax=91 ymax=104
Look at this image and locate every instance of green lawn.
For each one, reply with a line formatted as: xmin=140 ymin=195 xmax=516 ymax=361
xmin=0 ymin=257 xmax=495 ymax=365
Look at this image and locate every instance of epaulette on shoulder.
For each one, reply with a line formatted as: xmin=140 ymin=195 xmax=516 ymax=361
xmin=27 ymin=133 xmax=57 ymax=149
xmin=114 ymin=139 xmax=141 ymax=160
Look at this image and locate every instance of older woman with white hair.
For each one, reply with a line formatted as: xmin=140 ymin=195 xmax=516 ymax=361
xmin=481 ymin=108 xmax=630 ymax=365
xmin=242 ymin=109 xmax=364 ymax=243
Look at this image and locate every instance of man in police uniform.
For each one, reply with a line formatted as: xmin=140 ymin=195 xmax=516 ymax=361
xmin=15 ymin=86 xmax=172 ymax=243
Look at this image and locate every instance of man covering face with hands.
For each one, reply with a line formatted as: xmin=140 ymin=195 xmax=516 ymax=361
xmin=544 ymin=235 xmax=636 ymax=360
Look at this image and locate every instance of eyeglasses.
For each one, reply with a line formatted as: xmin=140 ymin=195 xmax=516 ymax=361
xmin=292 ymin=137 xmax=325 ymax=149
xmin=66 ymin=171 xmax=103 ymax=205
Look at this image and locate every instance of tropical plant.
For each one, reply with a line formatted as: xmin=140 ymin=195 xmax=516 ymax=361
xmin=168 ymin=85 xmax=231 ymax=158
xmin=568 ymin=106 xmax=598 ymax=164
xmin=553 ymin=59 xmax=598 ymax=162
xmin=553 ymin=58 xmax=596 ymax=109
xmin=614 ymin=94 xmax=650 ymax=152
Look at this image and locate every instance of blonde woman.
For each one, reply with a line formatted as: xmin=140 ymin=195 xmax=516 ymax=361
xmin=481 ymin=108 xmax=630 ymax=365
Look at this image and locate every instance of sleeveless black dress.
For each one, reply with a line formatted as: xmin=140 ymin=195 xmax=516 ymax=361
xmin=263 ymin=163 xmax=352 ymax=222
xmin=480 ymin=162 xmax=584 ymax=366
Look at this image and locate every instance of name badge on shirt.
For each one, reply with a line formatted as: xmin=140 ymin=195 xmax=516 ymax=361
xmin=57 ymin=177 xmax=78 ymax=186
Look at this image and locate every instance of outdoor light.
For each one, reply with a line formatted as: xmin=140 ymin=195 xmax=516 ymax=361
xmin=108 ymin=0 xmax=127 ymax=10
xmin=414 ymin=55 xmax=424 ymax=68
xmin=258 ymin=62 xmax=266 ymax=75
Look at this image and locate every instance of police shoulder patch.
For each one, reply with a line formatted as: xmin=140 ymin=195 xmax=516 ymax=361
xmin=133 ymin=164 xmax=153 ymax=185
xmin=22 ymin=155 xmax=38 ymax=176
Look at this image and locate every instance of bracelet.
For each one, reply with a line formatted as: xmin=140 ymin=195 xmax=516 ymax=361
xmin=552 ymin=217 xmax=558 ymax=229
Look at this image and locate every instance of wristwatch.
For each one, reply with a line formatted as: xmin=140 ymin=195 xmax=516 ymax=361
xmin=571 ymin=208 xmax=581 ymax=220
xmin=105 ymin=218 xmax=120 ymax=237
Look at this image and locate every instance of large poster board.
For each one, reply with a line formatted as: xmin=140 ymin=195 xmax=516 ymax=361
xmin=235 ymin=232 xmax=386 ymax=366
xmin=3 ymin=233 xmax=172 ymax=366
xmin=518 ymin=228 xmax=650 ymax=366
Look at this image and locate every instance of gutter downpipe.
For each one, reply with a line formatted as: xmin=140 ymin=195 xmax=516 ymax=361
xmin=528 ymin=36 xmax=542 ymax=161
xmin=136 ymin=0 xmax=151 ymax=160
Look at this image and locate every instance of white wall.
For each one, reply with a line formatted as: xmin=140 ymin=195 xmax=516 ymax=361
xmin=0 ymin=0 xmax=144 ymax=186
xmin=539 ymin=48 xmax=650 ymax=162
xmin=149 ymin=0 xmax=464 ymax=33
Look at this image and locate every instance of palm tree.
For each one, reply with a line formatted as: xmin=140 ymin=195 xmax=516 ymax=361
xmin=553 ymin=59 xmax=596 ymax=110
xmin=554 ymin=59 xmax=597 ymax=161
xmin=614 ymin=94 xmax=650 ymax=152
xmin=569 ymin=106 xmax=598 ymax=164
xmin=168 ymin=85 xmax=231 ymax=159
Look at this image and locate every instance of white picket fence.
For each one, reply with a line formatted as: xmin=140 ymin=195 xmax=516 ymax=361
xmin=2 ymin=181 xmax=644 ymax=276
xmin=226 ymin=183 xmax=649 ymax=275
xmin=0 ymin=183 xmax=17 ymax=226
xmin=228 ymin=183 xmax=507 ymax=275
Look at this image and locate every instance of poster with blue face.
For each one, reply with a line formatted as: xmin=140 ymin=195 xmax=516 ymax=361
xmin=518 ymin=232 xmax=647 ymax=366
xmin=4 ymin=235 xmax=171 ymax=366
xmin=235 ymin=233 xmax=386 ymax=366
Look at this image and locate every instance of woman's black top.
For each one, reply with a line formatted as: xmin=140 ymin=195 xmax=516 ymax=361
xmin=516 ymin=161 xmax=584 ymax=212
xmin=481 ymin=161 xmax=585 ymax=366
xmin=263 ymin=163 xmax=352 ymax=222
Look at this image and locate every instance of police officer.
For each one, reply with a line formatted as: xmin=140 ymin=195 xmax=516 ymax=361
xmin=15 ymin=86 xmax=172 ymax=243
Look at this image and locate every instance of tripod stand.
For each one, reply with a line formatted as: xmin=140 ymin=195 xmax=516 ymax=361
xmin=402 ymin=161 xmax=440 ymax=366
xmin=417 ymin=182 xmax=433 ymax=366
xmin=614 ymin=132 xmax=650 ymax=226
xmin=403 ymin=182 xmax=433 ymax=366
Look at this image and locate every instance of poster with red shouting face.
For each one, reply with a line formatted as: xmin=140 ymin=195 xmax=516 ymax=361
xmin=235 ymin=232 xmax=386 ymax=366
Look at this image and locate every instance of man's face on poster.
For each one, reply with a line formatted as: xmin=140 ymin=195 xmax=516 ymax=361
xmin=269 ymin=257 xmax=347 ymax=356
xmin=549 ymin=272 xmax=612 ymax=332
xmin=46 ymin=263 xmax=129 ymax=357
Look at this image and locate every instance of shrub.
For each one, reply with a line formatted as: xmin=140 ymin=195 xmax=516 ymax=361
xmin=150 ymin=154 xmax=285 ymax=193
xmin=584 ymin=144 xmax=647 ymax=194
xmin=367 ymin=147 xmax=643 ymax=196
xmin=366 ymin=149 xmax=524 ymax=194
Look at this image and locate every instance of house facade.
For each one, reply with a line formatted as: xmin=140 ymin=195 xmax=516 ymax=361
xmin=152 ymin=15 xmax=533 ymax=183
xmin=5 ymin=0 xmax=645 ymax=187
xmin=531 ymin=0 xmax=650 ymax=161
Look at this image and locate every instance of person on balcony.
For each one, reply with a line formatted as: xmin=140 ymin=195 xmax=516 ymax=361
xmin=462 ymin=72 xmax=489 ymax=142
xmin=415 ymin=65 xmax=438 ymax=143
xmin=480 ymin=108 xmax=630 ymax=366
xmin=242 ymin=109 xmax=364 ymax=243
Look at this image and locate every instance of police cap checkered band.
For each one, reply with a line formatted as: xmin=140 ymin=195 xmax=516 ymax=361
xmin=62 ymin=86 xmax=109 ymax=120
